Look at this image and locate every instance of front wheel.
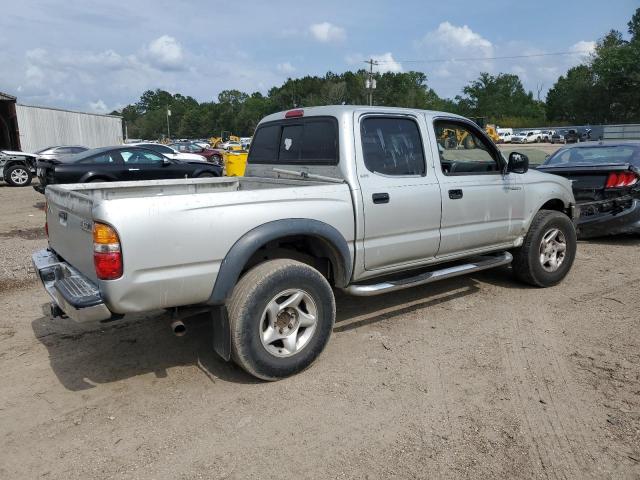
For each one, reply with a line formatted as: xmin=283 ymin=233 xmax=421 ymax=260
xmin=5 ymin=165 xmax=32 ymax=186
xmin=512 ymin=210 xmax=577 ymax=287
xmin=227 ymin=259 xmax=336 ymax=380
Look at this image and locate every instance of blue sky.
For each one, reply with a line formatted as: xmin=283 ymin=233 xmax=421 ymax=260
xmin=0 ymin=0 xmax=637 ymax=113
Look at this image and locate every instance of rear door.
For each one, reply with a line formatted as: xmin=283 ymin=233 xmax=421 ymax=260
xmin=354 ymin=113 xmax=442 ymax=271
xmin=431 ymin=118 xmax=525 ymax=256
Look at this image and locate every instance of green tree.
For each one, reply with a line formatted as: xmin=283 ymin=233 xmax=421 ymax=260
xmin=456 ymin=73 xmax=544 ymax=124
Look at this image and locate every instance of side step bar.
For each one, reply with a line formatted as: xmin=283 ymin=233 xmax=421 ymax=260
xmin=343 ymin=252 xmax=513 ymax=297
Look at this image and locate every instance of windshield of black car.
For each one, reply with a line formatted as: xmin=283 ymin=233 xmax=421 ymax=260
xmin=249 ymin=117 xmax=338 ymax=165
xmin=545 ymin=146 xmax=637 ymax=166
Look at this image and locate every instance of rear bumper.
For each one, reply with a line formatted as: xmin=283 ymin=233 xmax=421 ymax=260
xmin=577 ymin=199 xmax=640 ymax=238
xmin=32 ymin=248 xmax=114 ymax=322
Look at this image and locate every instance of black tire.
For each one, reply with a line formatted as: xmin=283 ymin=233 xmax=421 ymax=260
xmin=227 ymin=259 xmax=335 ymax=380
xmin=4 ymin=164 xmax=32 ymax=187
xmin=87 ymin=178 xmax=109 ymax=183
xmin=197 ymin=172 xmax=215 ymax=178
xmin=511 ymin=210 xmax=577 ymax=287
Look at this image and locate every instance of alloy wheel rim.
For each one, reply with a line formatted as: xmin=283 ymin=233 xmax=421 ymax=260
xmin=10 ymin=168 xmax=29 ymax=184
xmin=259 ymin=289 xmax=318 ymax=358
xmin=539 ymin=228 xmax=567 ymax=272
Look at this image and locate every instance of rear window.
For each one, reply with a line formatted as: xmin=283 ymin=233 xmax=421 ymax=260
xmin=249 ymin=117 xmax=338 ymax=165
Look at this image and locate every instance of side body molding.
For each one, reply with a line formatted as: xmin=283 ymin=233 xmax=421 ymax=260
xmin=207 ymin=218 xmax=353 ymax=305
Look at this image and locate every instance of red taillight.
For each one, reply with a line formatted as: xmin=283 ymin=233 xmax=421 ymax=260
xmin=605 ymin=171 xmax=638 ymax=188
xmin=285 ymin=109 xmax=304 ymax=118
xmin=94 ymin=251 xmax=123 ymax=280
xmin=93 ymin=223 xmax=122 ymax=280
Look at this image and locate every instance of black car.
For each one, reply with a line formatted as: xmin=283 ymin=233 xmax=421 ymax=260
xmin=537 ymin=142 xmax=640 ymax=238
xmin=34 ymin=145 xmax=222 ymax=193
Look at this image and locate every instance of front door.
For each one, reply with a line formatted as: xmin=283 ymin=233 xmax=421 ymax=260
xmin=355 ymin=113 xmax=442 ymax=271
xmin=120 ymin=148 xmax=174 ymax=180
xmin=431 ymin=118 xmax=526 ymax=256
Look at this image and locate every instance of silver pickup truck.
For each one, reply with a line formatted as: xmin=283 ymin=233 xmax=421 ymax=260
xmin=33 ymin=106 xmax=578 ymax=380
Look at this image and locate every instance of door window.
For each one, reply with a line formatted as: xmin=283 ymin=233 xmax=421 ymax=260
xmin=360 ymin=117 xmax=425 ymax=176
xmin=434 ymin=121 xmax=501 ymax=175
xmin=121 ymin=149 xmax=164 ymax=165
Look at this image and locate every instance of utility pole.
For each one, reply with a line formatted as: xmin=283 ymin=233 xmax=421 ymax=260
xmin=166 ymin=107 xmax=171 ymax=140
xmin=364 ymin=58 xmax=378 ymax=106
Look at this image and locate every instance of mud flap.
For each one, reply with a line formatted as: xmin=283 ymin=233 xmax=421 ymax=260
xmin=211 ymin=306 xmax=231 ymax=361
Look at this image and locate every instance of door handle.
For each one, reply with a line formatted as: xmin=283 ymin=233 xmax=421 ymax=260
xmin=372 ymin=193 xmax=390 ymax=204
xmin=448 ymin=189 xmax=463 ymax=200
xmin=128 ymin=168 xmax=140 ymax=171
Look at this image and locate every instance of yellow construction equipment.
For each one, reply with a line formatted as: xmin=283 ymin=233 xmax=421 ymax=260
xmin=209 ymin=133 xmax=242 ymax=149
xmin=439 ymin=127 xmax=475 ymax=149
xmin=484 ymin=124 xmax=500 ymax=143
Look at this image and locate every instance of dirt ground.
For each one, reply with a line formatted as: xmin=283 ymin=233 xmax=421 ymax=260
xmin=1 ymin=170 xmax=639 ymax=479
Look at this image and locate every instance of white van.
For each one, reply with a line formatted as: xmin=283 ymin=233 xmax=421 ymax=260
xmin=497 ymin=128 xmax=513 ymax=143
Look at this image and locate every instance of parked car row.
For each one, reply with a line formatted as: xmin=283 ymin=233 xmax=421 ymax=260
xmin=498 ymin=128 xmax=593 ymax=144
xmin=33 ymin=145 xmax=222 ymax=193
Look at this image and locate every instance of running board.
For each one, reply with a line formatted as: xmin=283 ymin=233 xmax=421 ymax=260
xmin=343 ymin=252 xmax=513 ymax=297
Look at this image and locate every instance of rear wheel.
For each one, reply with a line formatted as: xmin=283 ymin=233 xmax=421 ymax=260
xmin=512 ymin=210 xmax=577 ymax=287
xmin=227 ymin=259 xmax=335 ymax=380
xmin=5 ymin=164 xmax=32 ymax=187
xmin=197 ymin=172 xmax=215 ymax=178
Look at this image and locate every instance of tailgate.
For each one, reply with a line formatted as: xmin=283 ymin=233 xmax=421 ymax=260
xmin=46 ymin=187 xmax=97 ymax=281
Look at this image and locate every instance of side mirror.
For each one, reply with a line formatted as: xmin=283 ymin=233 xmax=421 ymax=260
xmin=507 ymin=152 xmax=529 ymax=174
xmin=163 ymin=158 xmax=171 ymax=166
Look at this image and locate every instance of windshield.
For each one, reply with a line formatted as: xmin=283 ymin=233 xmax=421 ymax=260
xmin=34 ymin=146 xmax=55 ymax=154
xmin=545 ymin=146 xmax=638 ymax=166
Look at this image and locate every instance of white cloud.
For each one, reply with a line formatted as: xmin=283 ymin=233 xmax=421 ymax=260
xmin=88 ymin=99 xmax=108 ymax=113
xmin=421 ymin=22 xmax=493 ymax=57
xmin=145 ymin=35 xmax=184 ymax=69
xmin=276 ymin=62 xmax=296 ymax=74
xmin=570 ymin=40 xmax=596 ymax=59
xmin=309 ymin=22 xmax=346 ymax=43
xmin=370 ymin=52 xmax=403 ymax=73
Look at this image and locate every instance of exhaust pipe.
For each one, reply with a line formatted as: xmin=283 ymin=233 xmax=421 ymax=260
xmin=171 ymin=319 xmax=186 ymax=337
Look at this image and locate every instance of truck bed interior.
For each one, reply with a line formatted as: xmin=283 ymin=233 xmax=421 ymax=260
xmin=53 ymin=176 xmax=326 ymax=201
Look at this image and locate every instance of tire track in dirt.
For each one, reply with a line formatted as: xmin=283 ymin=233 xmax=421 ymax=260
xmin=496 ymin=300 xmax=607 ymax=479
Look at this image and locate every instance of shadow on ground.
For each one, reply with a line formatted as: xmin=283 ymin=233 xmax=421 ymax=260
xmin=32 ymin=275 xmax=488 ymax=390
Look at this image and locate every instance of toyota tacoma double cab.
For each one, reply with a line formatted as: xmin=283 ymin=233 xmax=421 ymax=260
xmin=33 ymin=106 xmax=578 ymax=380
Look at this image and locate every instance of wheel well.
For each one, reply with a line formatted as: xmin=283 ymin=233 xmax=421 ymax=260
xmin=243 ymin=235 xmax=340 ymax=285
xmin=540 ymin=199 xmax=567 ymax=214
xmin=85 ymin=176 xmax=110 ymax=182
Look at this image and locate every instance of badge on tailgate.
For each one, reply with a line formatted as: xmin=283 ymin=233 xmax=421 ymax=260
xmin=58 ymin=211 xmax=68 ymax=226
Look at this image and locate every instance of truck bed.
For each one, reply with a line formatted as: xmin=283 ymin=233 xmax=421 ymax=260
xmin=44 ymin=176 xmax=355 ymax=314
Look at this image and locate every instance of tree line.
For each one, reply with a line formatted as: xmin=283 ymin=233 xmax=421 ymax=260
xmin=115 ymin=8 xmax=640 ymax=139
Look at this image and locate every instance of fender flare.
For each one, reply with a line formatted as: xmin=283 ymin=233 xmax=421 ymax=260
xmin=207 ymin=218 xmax=353 ymax=305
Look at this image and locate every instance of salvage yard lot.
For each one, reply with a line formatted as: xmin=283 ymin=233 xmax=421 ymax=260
xmin=1 ymin=173 xmax=639 ymax=479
